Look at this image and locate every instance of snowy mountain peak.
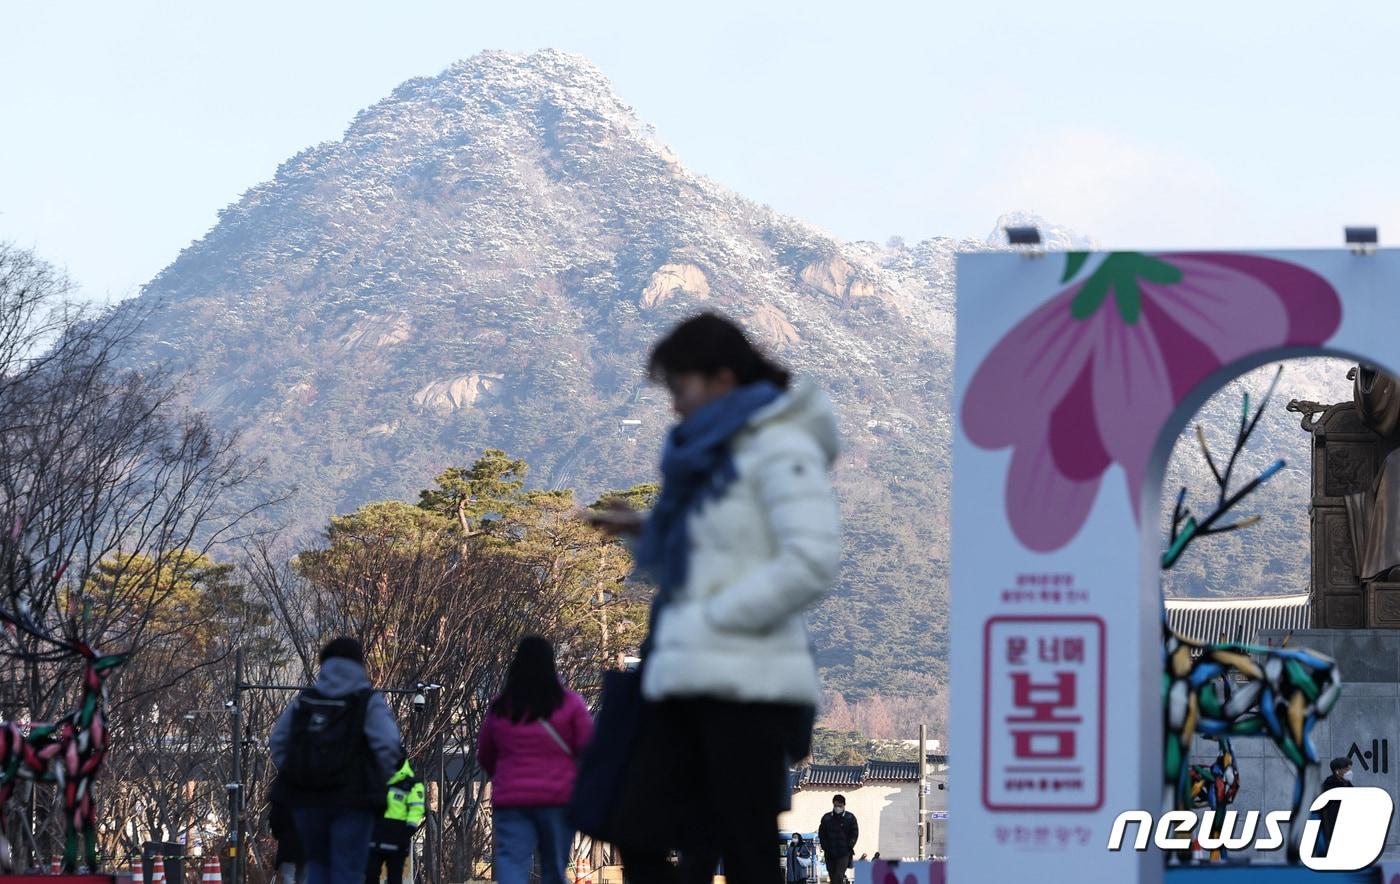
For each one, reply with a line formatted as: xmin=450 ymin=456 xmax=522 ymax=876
xmin=986 ymin=211 xmax=1097 ymax=251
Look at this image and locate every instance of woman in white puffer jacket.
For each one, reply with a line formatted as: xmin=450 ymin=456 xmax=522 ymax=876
xmin=588 ymin=312 xmax=841 ymax=884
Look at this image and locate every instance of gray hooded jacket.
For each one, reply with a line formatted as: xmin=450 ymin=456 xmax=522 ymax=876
xmin=268 ymin=657 xmax=403 ymax=784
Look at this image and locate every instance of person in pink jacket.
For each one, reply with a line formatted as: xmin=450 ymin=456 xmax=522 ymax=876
xmin=479 ymin=636 xmax=594 ymax=884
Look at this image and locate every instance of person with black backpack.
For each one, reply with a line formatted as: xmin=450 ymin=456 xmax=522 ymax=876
xmin=268 ymin=637 xmax=403 ymax=884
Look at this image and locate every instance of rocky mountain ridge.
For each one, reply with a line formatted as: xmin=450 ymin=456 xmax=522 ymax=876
xmin=125 ymin=49 xmax=1009 ymax=698
xmin=116 ymin=49 xmax=1307 ymax=701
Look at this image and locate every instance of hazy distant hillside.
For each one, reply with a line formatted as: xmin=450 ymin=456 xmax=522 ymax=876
xmin=1162 ymin=357 xmax=1355 ymax=599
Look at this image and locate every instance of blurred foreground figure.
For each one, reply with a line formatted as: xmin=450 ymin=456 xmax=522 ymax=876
xmin=585 ymin=313 xmax=841 ymax=884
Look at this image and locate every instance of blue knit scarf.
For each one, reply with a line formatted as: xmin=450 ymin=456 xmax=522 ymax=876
xmin=633 ymin=381 xmax=783 ymax=605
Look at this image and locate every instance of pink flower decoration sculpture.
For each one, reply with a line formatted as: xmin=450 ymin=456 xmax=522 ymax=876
xmin=962 ymin=252 xmax=1341 ymax=552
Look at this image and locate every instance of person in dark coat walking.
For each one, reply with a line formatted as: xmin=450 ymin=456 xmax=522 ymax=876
xmin=1318 ymin=756 xmax=1353 ymax=855
xmin=817 ymin=796 xmax=858 ymax=884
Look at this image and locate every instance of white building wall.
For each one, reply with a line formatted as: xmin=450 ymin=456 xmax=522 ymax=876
xmin=780 ymin=784 xmax=921 ymax=860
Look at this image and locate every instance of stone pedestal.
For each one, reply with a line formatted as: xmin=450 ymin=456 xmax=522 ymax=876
xmin=1367 ymin=581 xmax=1400 ymax=627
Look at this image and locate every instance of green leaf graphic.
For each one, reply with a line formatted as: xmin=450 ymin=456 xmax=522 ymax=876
xmin=1069 ymin=252 xmax=1182 ymax=326
xmin=1114 ymin=275 xmax=1143 ymax=324
xmin=1071 ymin=272 xmax=1112 ymax=320
xmin=1062 ymin=251 xmax=1090 ymax=283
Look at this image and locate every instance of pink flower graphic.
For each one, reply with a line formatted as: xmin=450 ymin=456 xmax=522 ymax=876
xmin=962 ymin=252 xmax=1341 ymax=552
xmin=870 ymin=860 xmax=913 ymax=884
xmin=865 ymin=860 xmax=944 ymax=884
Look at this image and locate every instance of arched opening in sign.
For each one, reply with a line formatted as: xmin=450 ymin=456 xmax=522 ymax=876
xmin=1142 ymin=345 xmax=1400 ymax=864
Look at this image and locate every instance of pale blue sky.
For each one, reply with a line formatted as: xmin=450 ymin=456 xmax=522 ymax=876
xmin=4 ymin=1 xmax=1400 ymax=300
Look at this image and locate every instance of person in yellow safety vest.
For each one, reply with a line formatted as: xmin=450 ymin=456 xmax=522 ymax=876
xmin=365 ymin=758 xmax=425 ymax=884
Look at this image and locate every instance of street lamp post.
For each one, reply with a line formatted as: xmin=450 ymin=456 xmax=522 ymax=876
xmin=436 ymin=729 xmax=446 ymax=884
xmin=226 ymin=650 xmax=244 ymax=884
xmin=408 ymin=682 xmax=444 ymax=884
xmin=917 ymin=724 xmax=928 ymax=861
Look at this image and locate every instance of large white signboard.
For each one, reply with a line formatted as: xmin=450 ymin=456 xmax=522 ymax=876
xmin=950 ymin=249 xmax=1400 ymax=883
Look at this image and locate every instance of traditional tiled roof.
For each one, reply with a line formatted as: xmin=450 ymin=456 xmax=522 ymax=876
xmin=1164 ymin=592 xmax=1311 ymax=646
xmin=797 ymin=761 xmax=928 ymax=788
xmin=865 ymin=761 xmax=919 ymax=781
xmin=800 ymin=765 xmax=865 ymax=786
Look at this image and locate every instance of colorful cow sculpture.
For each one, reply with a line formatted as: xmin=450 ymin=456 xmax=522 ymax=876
xmin=1163 ymin=622 xmax=1339 ymax=864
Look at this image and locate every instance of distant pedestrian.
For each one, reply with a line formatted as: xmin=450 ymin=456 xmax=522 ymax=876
xmin=366 ymin=757 xmax=425 ymax=884
xmin=585 ymin=313 xmax=841 ymax=884
xmin=818 ymin=797 xmax=858 ymax=883
xmin=1318 ymin=756 xmax=1353 ymax=854
xmin=269 ymin=637 xmax=403 ymax=884
xmin=268 ymin=799 xmax=306 ymax=884
xmin=479 ymin=636 xmax=594 ymax=884
xmin=785 ymin=833 xmax=812 ymax=883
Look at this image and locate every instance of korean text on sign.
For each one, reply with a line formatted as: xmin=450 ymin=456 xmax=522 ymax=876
xmin=982 ymin=616 xmax=1104 ymax=811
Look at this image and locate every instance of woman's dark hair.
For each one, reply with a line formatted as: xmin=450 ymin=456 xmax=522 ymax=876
xmin=648 ymin=312 xmax=790 ymax=389
xmin=491 ymin=635 xmax=565 ymax=724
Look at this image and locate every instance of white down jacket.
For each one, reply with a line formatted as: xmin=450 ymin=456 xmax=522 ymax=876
xmin=641 ymin=379 xmax=841 ymax=706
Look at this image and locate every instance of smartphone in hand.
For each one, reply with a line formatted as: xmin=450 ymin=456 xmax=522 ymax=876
xmin=579 ymin=503 xmax=643 ymax=537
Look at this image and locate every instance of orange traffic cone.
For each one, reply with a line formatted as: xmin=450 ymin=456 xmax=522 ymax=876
xmin=200 ymin=855 xmax=223 ymax=884
xmin=50 ymin=857 xmax=61 ymax=875
xmin=130 ymin=857 xmax=145 ymax=883
xmin=574 ymin=855 xmax=591 ymax=884
xmin=151 ymin=856 xmax=166 ymax=884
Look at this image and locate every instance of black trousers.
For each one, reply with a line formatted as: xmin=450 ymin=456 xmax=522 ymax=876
xmin=365 ymin=848 xmax=406 ymax=884
xmin=615 ymin=698 xmax=813 ymax=884
xmin=826 ymin=852 xmax=851 ymax=883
